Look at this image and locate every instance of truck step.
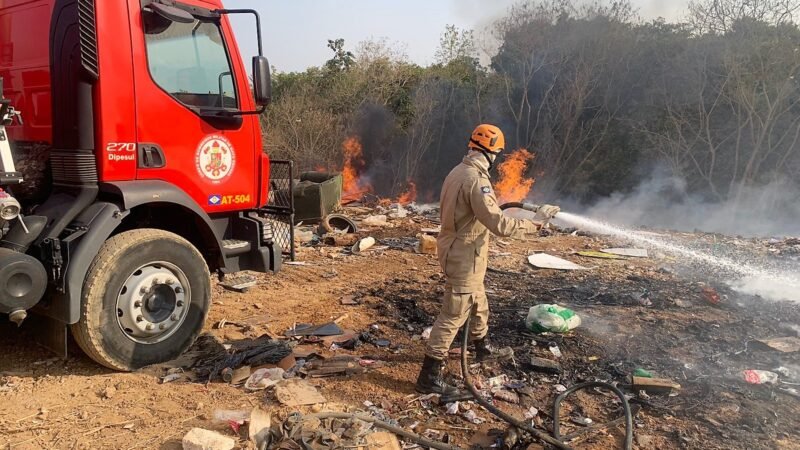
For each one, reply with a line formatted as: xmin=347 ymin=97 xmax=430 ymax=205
xmin=222 ymin=239 xmax=251 ymax=256
xmin=219 ymin=274 xmax=258 ymax=293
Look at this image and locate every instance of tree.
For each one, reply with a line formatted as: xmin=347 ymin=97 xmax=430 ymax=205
xmin=688 ymin=0 xmax=800 ymax=34
xmin=324 ymin=38 xmax=355 ymax=74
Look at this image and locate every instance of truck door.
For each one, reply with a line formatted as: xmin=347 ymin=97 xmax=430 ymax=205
xmin=130 ymin=1 xmax=259 ymax=212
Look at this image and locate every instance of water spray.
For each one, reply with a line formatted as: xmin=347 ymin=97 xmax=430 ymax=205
xmin=555 ymin=211 xmax=800 ymax=302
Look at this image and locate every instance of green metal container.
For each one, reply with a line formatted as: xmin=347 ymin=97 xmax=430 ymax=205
xmin=293 ymin=172 xmax=343 ymax=223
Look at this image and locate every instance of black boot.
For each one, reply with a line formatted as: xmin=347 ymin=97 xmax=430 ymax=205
xmin=473 ymin=336 xmax=495 ymax=362
xmin=415 ymin=356 xmax=464 ymax=397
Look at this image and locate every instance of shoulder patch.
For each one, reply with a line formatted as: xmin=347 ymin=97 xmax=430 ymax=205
xmin=481 ymin=186 xmax=492 ymax=194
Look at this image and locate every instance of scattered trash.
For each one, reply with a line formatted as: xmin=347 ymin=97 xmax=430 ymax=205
xmin=324 ymin=233 xmax=360 ymax=247
xmin=577 ymin=250 xmax=625 ymax=260
xmin=274 ymin=379 xmax=327 ymax=407
xmin=416 ymin=234 xmax=437 ymax=255
xmin=389 ymin=205 xmax=409 ymax=219
xmin=742 ymin=369 xmax=780 ymax=385
xmin=182 ymin=428 xmax=235 ymax=450
xmin=295 ymin=230 xmax=315 ymax=244
xmin=321 ymin=330 xmax=360 ymax=348
xmin=161 ymin=372 xmax=184 ymax=384
xmin=219 ymin=274 xmax=257 ymax=293
xmin=756 ymin=337 xmax=800 ymax=353
xmin=340 ymin=295 xmax=360 ymax=305
xmin=248 ymin=407 xmax=271 ymax=448
xmin=632 ymin=376 xmax=681 ymax=394
xmin=463 ymin=410 xmax=485 ymax=424
xmin=529 ymin=356 xmax=562 ymax=374
xmin=320 ymin=213 xmax=359 ymax=235
xmin=420 ymin=227 xmax=441 ymax=235
xmin=548 ymin=344 xmax=563 ymax=359
xmin=191 ymin=337 xmax=292 ymax=383
xmin=244 ymin=368 xmax=285 ymax=391
xmin=601 ymin=248 xmax=649 ymax=258
xmin=554 ymin=384 xmax=567 ymax=393
xmin=701 ymin=286 xmax=722 ymax=305
xmin=285 ymin=322 xmax=344 ymax=337
xmin=364 ymin=432 xmax=403 ymax=450
xmin=488 ymin=374 xmax=509 ymax=388
xmin=491 ymin=388 xmax=520 ymax=404
xmin=421 ymin=327 xmax=432 ymax=340
xmin=352 ymin=236 xmax=377 ymax=254
xmin=633 ymin=368 xmax=654 ymax=378
xmin=525 ymin=304 xmax=582 ymax=333
xmin=527 ymin=253 xmax=588 ymax=271
xmin=446 ymin=402 xmax=460 ymax=414
xmin=212 ymin=409 xmax=250 ymax=425
xmin=524 ymin=407 xmax=539 ymax=420
xmin=302 ymin=356 xmax=378 ymax=377
xmin=572 ymin=416 xmax=593 ymax=426
xmin=362 ymin=215 xmax=390 ymax=227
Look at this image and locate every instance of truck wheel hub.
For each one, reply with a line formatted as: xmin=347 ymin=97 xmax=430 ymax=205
xmin=116 ymin=262 xmax=189 ymax=343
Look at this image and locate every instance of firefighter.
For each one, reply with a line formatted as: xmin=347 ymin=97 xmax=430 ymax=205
xmin=415 ymin=124 xmax=560 ymax=397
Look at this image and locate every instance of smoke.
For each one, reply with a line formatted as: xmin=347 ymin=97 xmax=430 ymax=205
xmin=567 ymin=171 xmax=800 ymax=238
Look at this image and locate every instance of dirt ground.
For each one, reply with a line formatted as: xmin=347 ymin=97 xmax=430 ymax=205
xmin=1 ymin=209 xmax=799 ymax=450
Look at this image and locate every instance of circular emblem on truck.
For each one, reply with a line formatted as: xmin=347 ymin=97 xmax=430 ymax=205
xmin=196 ymin=135 xmax=236 ymax=184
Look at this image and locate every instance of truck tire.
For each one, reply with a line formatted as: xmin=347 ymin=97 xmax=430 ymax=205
xmin=70 ymin=229 xmax=211 ymax=371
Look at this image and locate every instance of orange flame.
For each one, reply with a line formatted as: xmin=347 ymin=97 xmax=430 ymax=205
xmin=341 ymin=136 xmax=372 ymax=202
xmin=495 ymin=149 xmax=535 ymax=203
xmin=397 ymin=181 xmax=417 ymax=205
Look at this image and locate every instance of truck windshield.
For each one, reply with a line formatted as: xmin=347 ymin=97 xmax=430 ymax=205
xmin=144 ymin=18 xmax=238 ymax=110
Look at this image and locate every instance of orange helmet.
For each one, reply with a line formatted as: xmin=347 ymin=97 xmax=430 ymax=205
xmin=468 ymin=124 xmax=505 ymax=154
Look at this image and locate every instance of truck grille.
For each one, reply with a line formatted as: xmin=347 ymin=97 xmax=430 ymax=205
xmin=78 ymin=0 xmax=99 ymax=79
xmin=50 ymin=150 xmax=98 ymax=185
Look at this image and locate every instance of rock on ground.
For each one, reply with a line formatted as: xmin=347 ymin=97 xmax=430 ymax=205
xmin=182 ymin=428 xmax=235 ymax=450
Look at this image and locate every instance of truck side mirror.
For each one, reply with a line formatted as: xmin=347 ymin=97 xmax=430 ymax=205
xmin=252 ymin=56 xmax=271 ymax=107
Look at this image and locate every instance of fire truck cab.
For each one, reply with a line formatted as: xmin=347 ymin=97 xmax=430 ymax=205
xmin=0 ymin=0 xmax=291 ymax=370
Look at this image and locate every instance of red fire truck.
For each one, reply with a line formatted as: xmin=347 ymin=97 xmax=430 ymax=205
xmin=0 ymin=0 xmax=293 ymax=370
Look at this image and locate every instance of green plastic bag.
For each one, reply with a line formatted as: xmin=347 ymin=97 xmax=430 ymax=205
xmin=525 ymin=304 xmax=581 ymax=333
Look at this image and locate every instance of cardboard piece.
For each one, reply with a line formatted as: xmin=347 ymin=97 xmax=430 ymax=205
xmin=757 ymin=337 xmax=800 ymax=353
xmin=528 ymin=254 xmax=588 ymax=271
xmin=248 ymin=407 xmax=271 ymax=448
xmin=602 ymin=248 xmax=649 ymax=258
xmin=364 ymin=432 xmax=402 ymax=450
xmin=274 ymin=379 xmax=327 ymax=407
xmin=577 ymin=251 xmax=624 ymax=260
xmin=632 ymin=376 xmax=681 ymax=394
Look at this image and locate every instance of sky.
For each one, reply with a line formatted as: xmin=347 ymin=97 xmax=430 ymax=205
xmin=225 ymin=0 xmax=685 ymax=73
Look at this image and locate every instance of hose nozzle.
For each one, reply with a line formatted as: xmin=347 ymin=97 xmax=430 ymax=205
xmin=499 ymin=202 xmax=542 ymax=212
xmin=521 ymin=202 xmax=541 ymax=212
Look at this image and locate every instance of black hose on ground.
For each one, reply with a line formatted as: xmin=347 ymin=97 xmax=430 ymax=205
xmin=460 ymin=310 xmax=573 ymax=450
xmin=460 ymin=306 xmax=634 ymax=450
xmin=308 ymin=412 xmax=462 ymax=450
xmin=552 ymin=382 xmax=633 ymax=450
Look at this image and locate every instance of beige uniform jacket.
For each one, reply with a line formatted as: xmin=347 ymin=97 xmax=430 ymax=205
xmin=437 ymin=153 xmax=538 ymax=292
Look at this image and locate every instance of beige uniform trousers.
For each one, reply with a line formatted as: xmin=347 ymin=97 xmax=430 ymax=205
xmin=425 ymin=286 xmax=489 ymax=360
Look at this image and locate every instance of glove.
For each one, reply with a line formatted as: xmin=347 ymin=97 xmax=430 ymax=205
xmin=533 ymin=204 xmax=560 ymax=222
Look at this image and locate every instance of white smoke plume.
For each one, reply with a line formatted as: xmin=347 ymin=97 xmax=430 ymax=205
xmin=574 ymin=174 xmax=800 ymax=238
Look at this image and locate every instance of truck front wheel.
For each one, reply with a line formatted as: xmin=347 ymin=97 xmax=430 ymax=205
xmin=71 ymin=229 xmax=211 ymax=371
